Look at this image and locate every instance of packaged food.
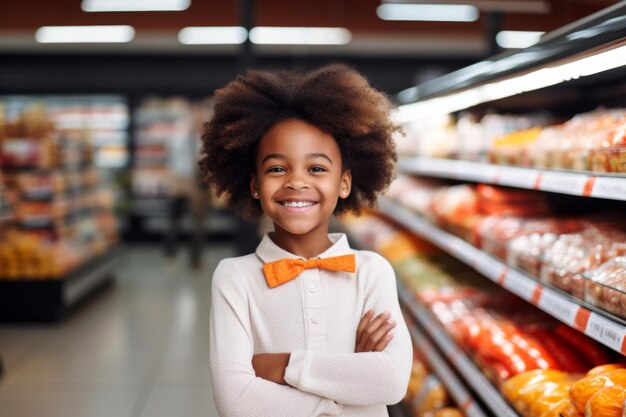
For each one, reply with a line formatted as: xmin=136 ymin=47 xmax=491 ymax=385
xmin=542 ymin=229 xmax=626 ymax=299
xmin=502 ymin=369 xmax=571 ymax=403
xmin=552 ymin=325 xmax=611 ymax=368
xmin=570 ymin=370 xmax=626 ymax=413
xmin=432 ymin=408 xmax=464 ymax=417
xmin=560 ymin=403 xmax=584 ymax=417
xmin=584 ymin=385 xmax=626 ymax=417
xmin=530 ymin=382 xmax=572 ymax=417
xmin=585 ymin=257 xmax=626 ymax=319
xmin=587 ymin=114 xmax=626 ymax=173
xmin=587 ymin=365 xmax=626 ymax=376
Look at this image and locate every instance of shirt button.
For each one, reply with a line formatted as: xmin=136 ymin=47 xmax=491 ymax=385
xmin=311 ymin=315 xmax=320 ymax=324
xmin=308 ymin=284 xmax=317 ymax=293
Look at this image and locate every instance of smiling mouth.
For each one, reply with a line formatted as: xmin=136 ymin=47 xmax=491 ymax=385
xmin=279 ymin=200 xmax=318 ymax=208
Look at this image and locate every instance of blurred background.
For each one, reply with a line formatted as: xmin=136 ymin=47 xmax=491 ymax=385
xmin=0 ymin=1 xmax=624 ymax=417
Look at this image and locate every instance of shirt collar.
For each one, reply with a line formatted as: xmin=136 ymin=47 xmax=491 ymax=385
xmin=255 ymin=233 xmax=352 ymax=263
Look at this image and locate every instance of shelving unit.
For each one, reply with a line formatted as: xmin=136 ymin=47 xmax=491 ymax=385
xmin=0 ymin=247 xmax=118 ymax=322
xmin=398 ymin=156 xmax=626 ymax=201
xmin=369 ymin=6 xmax=626 ymax=416
xmin=399 ymin=284 xmax=519 ymax=417
xmin=381 ymin=198 xmax=626 ymax=356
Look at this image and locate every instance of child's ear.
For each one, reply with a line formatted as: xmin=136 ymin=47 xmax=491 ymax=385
xmin=250 ymin=176 xmax=260 ymax=199
xmin=340 ymin=169 xmax=352 ymax=199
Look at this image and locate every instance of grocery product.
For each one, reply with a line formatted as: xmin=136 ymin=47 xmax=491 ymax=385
xmin=552 ymin=325 xmax=611 ymax=368
xmin=585 ymin=257 xmax=626 ymax=319
xmin=502 ymin=370 xmax=572 ymax=412
xmin=570 ymin=370 xmax=626 ymax=413
xmin=587 ymin=364 xmax=626 ymax=376
xmin=584 ymin=385 xmax=626 ymax=417
xmin=432 ymin=408 xmax=464 ymax=417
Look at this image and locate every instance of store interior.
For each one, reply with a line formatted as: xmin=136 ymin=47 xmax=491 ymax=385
xmin=1 ymin=1 xmax=625 ymax=417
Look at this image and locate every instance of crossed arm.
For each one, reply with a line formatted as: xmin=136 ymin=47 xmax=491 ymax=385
xmin=252 ymin=309 xmax=397 ymax=385
xmin=209 ymin=258 xmax=412 ymax=417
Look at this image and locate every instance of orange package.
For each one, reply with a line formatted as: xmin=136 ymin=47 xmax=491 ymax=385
xmin=584 ymin=385 xmax=626 ymax=417
xmin=433 ymin=408 xmax=464 ymax=417
xmin=570 ymin=370 xmax=626 ymax=413
xmin=587 ymin=364 xmax=626 ymax=376
xmin=530 ymin=382 xmax=572 ymax=417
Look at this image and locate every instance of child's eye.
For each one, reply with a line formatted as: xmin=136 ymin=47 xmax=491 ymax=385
xmin=267 ymin=166 xmax=286 ymax=173
xmin=309 ymin=166 xmax=327 ymax=173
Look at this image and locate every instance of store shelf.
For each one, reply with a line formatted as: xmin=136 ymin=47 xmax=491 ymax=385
xmin=403 ymin=314 xmax=489 ymax=417
xmin=398 ymin=281 xmax=519 ymax=417
xmin=0 ymin=247 xmax=118 ymax=322
xmin=398 ymin=156 xmax=626 ymax=201
xmin=380 ymin=198 xmax=626 ymax=356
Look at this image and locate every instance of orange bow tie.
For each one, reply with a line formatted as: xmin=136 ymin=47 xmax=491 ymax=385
xmin=263 ymin=254 xmax=356 ymax=288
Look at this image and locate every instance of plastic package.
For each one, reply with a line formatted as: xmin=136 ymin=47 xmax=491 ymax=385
xmin=584 ymin=385 xmax=626 ymax=417
xmin=569 ymin=370 xmax=626 ymax=413
xmin=585 ymin=257 xmax=626 ymax=319
xmin=541 ymin=229 xmax=626 ymax=300
xmin=432 ymin=408 xmax=464 ymax=417
xmin=587 ymin=115 xmax=626 ymax=173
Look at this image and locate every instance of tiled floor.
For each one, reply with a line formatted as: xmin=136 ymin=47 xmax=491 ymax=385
xmin=0 ymin=243 xmax=237 ymax=417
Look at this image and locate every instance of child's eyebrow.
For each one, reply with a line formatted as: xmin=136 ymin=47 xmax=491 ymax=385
xmin=260 ymin=153 xmax=334 ymax=165
xmin=306 ymin=153 xmax=333 ymax=165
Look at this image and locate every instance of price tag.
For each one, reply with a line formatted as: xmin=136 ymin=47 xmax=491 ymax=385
xmin=502 ymin=270 xmax=538 ymax=302
xmin=590 ymin=177 xmax=626 ymax=201
xmin=537 ymin=289 xmax=580 ymax=326
xmin=585 ymin=312 xmax=626 ymax=354
xmin=539 ymin=171 xmax=589 ymax=196
xmin=498 ymin=166 xmax=540 ymax=189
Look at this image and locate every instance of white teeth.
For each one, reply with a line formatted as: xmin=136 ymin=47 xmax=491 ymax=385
xmin=282 ymin=201 xmax=315 ymax=207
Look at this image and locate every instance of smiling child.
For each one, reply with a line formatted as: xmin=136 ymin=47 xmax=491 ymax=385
xmin=201 ymin=64 xmax=412 ymax=417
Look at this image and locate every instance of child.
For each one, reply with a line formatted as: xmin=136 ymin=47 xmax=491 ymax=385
xmin=201 ymin=64 xmax=412 ymax=417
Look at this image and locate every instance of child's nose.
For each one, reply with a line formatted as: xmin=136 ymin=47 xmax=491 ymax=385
xmin=284 ymin=173 xmax=310 ymax=190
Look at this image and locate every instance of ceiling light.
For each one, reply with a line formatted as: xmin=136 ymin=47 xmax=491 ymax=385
xmin=35 ymin=26 xmax=135 ymax=43
xmin=82 ymin=0 xmax=190 ymax=12
xmin=496 ymin=30 xmax=544 ymax=49
xmin=382 ymin=0 xmax=550 ymax=14
xmin=395 ymin=44 xmax=626 ymax=123
xmin=249 ymin=27 xmax=352 ymax=45
xmin=377 ymin=4 xmax=479 ymax=22
xmin=178 ymin=27 xmax=247 ymax=45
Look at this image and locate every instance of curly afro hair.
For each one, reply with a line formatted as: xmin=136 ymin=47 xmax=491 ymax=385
xmin=199 ymin=64 xmax=399 ymax=221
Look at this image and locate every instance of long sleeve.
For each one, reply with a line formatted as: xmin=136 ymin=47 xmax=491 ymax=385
xmin=283 ymin=254 xmax=412 ymax=406
xmin=209 ymin=261 xmax=343 ymax=417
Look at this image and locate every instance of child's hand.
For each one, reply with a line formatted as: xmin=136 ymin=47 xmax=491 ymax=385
xmin=355 ymin=309 xmax=396 ymax=353
xmin=251 ymin=353 xmax=291 ymax=385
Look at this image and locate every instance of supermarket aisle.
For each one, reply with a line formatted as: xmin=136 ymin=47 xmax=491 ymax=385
xmin=0 ymin=243 xmax=237 ymax=417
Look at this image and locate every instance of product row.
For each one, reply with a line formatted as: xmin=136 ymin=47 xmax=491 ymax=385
xmin=400 ymin=108 xmax=626 ymax=174
xmin=403 ymin=338 xmax=466 ymax=417
xmin=341 ymin=212 xmax=626 ymax=417
xmin=386 ymin=176 xmax=626 ymax=320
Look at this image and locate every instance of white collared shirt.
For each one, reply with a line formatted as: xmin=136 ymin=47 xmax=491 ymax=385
xmin=209 ymin=233 xmax=412 ymax=417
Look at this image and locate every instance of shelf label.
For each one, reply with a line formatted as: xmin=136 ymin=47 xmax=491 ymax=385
xmin=538 ymin=171 xmax=589 ymax=196
xmin=497 ymin=166 xmax=540 ymax=189
xmin=585 ymin=312 xmax=626 ymax=354
xmin=537 ymin=289 xmax=580 ymax=327
xmin=590 ymin=177 xmax=626 ymax=201
xmin=502 ymin=270 xmax=538 ymax=302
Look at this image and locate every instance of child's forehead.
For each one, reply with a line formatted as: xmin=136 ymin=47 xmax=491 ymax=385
xmin=255 ymin=120 xmax=344 ymax=165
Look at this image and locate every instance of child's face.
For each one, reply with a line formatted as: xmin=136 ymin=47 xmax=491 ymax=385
xmin=251 ymin=118 xmax=351 ymax=238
